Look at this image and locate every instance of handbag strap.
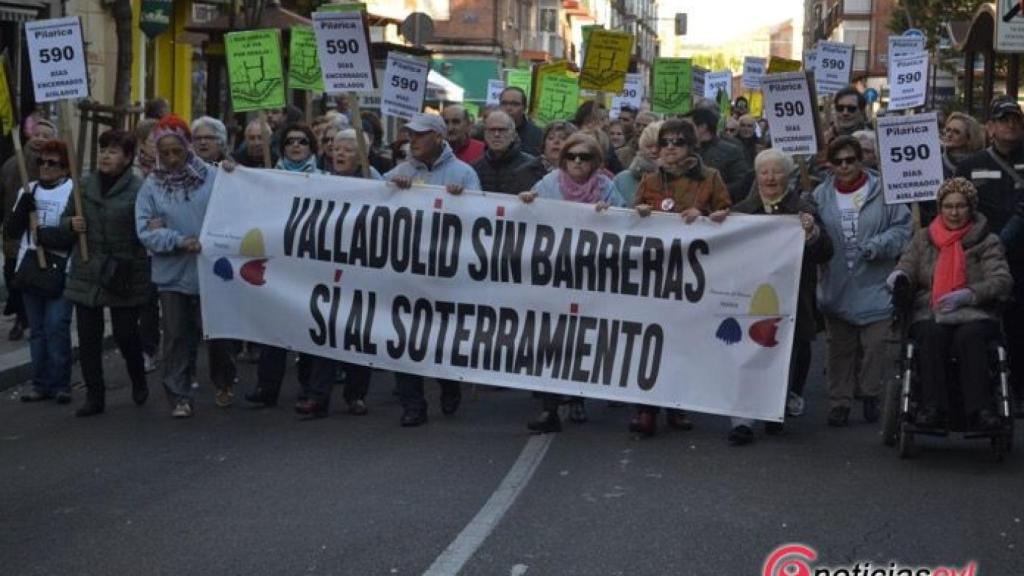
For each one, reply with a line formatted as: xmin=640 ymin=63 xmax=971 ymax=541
xmin=985 ymin=147 xmax=1024 ymax=189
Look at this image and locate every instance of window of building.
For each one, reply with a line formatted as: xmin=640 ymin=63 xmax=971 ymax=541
xmin=539 ymin=7 xmax=557 ymax=33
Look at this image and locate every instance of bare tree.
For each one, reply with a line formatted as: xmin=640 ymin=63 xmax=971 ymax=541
xmin=111 ymin=0 xmax=133 ymax=108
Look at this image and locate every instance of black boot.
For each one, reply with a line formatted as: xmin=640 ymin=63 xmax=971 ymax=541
xmin=75 ymin=401 xmax=105 ymax=417
xmin=527 ymin=410 xmax=562 ymax=433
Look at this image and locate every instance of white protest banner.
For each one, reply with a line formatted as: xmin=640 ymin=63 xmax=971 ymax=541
xmin=996 ymin=0 xmax=1024 ymax=52
xmin=803 ymin=49 xmax=817 ymax=74
xmin=887 ymin=52 xmax=928 ymax=111
xmin=888 ymin=36 xmax=925 ymax=62
xmin=24 ymin=16 xmax=89 ymax=102
xmin=762 ymin=72 xmax=818 ymax=155
xmin=610 ymin=73 xmax=643 ymax=119
xmin=815 ymin=41 xmax=854 ymax=96
xmin=381 ymin=52 xmax=429 ymax=120
xmin=311 ymin=10 xmax=375 ymax=93
xmin=876 ymin=112 xmax=943 ymax=204
xmin=704 ymin=70 xmax=732 ymax=100
xmin=199 ymin=168 xmax=804 ymax=422
xmin=692 ymin=66 xmax=708 ymax=100
xmin=485 ymin=79 xmax=505 ymax=107
xmin=742 ymin=57 xmax=767 ymax=90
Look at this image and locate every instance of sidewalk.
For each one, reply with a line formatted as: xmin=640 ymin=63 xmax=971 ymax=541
xmin=0 ymin=298 xmax=113 ymax=392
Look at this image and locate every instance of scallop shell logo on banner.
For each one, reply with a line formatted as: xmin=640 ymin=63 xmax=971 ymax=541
xmin=748 ymin=283 xmax=782 ymax=348
xmin=212 ymin=228 xmax=269 ymax=286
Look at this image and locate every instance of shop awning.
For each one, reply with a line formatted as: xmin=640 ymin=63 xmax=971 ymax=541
xmin=430 ymin=58 xmax=500 ymax=102
xmin=427 ymin=69 xmax=464 ymax=102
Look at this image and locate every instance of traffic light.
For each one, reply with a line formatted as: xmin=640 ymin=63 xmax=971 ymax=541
xmin=675 ymin=13 xmax=687 ymax=36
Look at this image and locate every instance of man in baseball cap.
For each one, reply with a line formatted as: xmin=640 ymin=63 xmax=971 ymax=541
xmin=383 ymin=112 xmax=480 ymax=427
xmin=989 ymin=95 xmax=1023 ymax=121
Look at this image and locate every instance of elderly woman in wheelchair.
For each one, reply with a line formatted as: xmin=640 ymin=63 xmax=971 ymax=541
xmin=887 ymin=178 xmax=1014 ymax=431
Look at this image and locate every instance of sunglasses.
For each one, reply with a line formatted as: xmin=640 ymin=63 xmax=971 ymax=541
xmin=835 ymin=105 xmax=859 ymax=114
xmin=565 ymin=152 xmax=594 ymax=163
xmin=831 ymin=156 xmax=859 ymax=166
xmin=35 ymin=158 xmax=64 ymax=168
xmin=285 ymin=137 xmax=310 ymax=147
xmin=659 ymin=137 xmax=687 ymax=148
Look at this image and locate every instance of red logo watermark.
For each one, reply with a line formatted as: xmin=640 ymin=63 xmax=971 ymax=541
xmin=763 ymin=544 xmax=979 ymax=576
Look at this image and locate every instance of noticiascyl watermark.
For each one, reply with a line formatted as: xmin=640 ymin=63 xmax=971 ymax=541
xmin=763 ymin=544 xmax=979 ymax=576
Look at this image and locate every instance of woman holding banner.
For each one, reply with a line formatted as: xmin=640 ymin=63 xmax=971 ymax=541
xmin=333 ymin=129 xmax=382 ymax=180
xmin=630 ymin=118 xmax=731 ymax=437
xmin=519 ymin=132 xmax=626 ymax=433
xmin=136 ymin=115 xmax=237 ymax=418
xmin=811 ymin=136 xmax=911 ymax=428
xmin=6 ymin=140 xmax=75 ymax=405
xmin=726 ymin=149 xmax=833 ymax=445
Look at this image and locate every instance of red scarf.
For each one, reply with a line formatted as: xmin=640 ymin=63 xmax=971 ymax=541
xmin=928 ymin=218 xmax=972 ymax=309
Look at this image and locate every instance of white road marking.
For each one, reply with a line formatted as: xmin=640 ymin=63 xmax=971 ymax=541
xmin=422 ymin=434 xmax=554 ymax=576
xmin=509 ymin=564 xmax=529 ymax=576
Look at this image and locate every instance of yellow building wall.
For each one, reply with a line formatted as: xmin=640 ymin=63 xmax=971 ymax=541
xmin=154 ymin=0 xmax=193 ymax=121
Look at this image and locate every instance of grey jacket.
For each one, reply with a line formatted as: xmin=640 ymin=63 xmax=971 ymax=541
xmin=384 ymin=142 xmax=481 ymax=190
xmin=135 ymin=166 xmax=219 ymax=295
xmin=895 ymin=213 xmax=1013 ymax=325
xmin=812 ymin=171 xmax=912 ymax=325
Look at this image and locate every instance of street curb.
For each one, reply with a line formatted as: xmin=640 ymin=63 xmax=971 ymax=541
xmin=0 ymin=334 xmax=117 ymax=392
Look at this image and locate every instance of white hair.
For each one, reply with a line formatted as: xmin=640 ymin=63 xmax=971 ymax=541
xmin=852 ymin=130 xmax=876 ymax=151
xmin=334 ymin=128 xmax=370 ymax=149
xmin=191 ymin=116 xmax=227 ymax=148
xmin=754 ymin=148 xmax=794 ymax=175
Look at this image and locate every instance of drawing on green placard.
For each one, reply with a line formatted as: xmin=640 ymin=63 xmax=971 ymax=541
xmin=226 ymin=30 xmax=285 ymax=112
xmin=652 ymin=58 xmax=692 ymax=115
xmin=289 ymin=27 xmax=323 ymax=91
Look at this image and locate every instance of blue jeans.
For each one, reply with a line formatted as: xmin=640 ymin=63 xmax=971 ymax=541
xmin=22 ymin=291 xmax=72 ymax=395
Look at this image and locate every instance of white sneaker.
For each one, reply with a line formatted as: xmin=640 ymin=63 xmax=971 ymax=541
xmin=171 ymin=402 xmax=193 ymax=418
xmin=786 ymin=392 xmax=805 ymax=417
xmin=143 ymin=353 xmax=157 ymax=374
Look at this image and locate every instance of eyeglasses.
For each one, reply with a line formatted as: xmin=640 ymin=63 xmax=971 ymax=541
xmin=724 ymin=128 xmax=737 ymax=134
xmin=35 ymin=158 xmax=64 ymax=168
xmin=486 ymin=127 xmax=511 ymax=134
xmin=835 ymin=105 xmax=859 ymax=114
xmin=565 ymin=152 xmax=594 ymax=163
xmin=285 ymin=137 xmax=310 ymax=147
xmin=499 ymin=100 xmax=524 ymax=107
xmin=659 ymin=137 xmax=687 ymax=148
xmin=831 ymin=156 xmax=859 ymax=166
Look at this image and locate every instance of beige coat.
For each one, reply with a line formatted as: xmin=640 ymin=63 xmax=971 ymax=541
xmin=895 ymin=213 xmax=1013 ymax=325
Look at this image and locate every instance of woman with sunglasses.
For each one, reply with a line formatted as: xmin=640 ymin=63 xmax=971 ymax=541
xmin=811 ymin=136 xmax=911 ymax=428
xmin=5 ymin=140 xmax=75 ymax=405
xmin=629 ymin=118 xmax=731 ymax=437
xmin=276 ymin=124 xmax=323 ymax=174
xmin=518 ymin=132 xmax=626 ymax=433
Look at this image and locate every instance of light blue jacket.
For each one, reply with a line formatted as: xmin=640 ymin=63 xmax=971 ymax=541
xmin=811 ymin=170 xmax=912 ymax=325
xmin=135 ymin=166 xmax=218 ymax=295
xmin=532 ymin=170 xmax=626 ymax=207
xmin=384 ymin=143 xmax=480 ymax=190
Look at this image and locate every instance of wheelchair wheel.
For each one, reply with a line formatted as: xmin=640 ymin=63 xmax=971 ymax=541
xmin=881 ymin=374 xmax=900 ymax=447
xmin=898 ymin=422 xmax=915 ymax=459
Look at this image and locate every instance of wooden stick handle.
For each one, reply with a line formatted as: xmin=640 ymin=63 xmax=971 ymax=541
xmin=349 ymin=92 xmax=370 ymax=179
xmin=60 ymin=100 xmax=88 ymax=262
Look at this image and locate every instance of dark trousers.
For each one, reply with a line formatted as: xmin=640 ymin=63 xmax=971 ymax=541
xmin=3 ymin=256 xmax=26 ymax=323
xmin=790 ymin=338 xmax=813 ymax=396
xmin=139 ymin=281 xmax=160 ymax=356
xmin=395 ymin=372 xmax=460 ymax=412
xmin=911 ymin=319 xmax=999 ymax=415
xmin=256 ymin=346 xmax=313 ymax=401
xmin=302 ymin=360 xmax=372 ymax=404
xmin=1004 ymin=308 xmax=1024 ymax=398
xmin=76 ymin=304 xmax=146 ymax=405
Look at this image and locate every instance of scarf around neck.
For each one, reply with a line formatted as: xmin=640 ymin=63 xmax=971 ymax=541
xmin=629 ymin=153 xmax=658 ymax=178
xmin=152 ymin=152 xmax=208 ymax=199
xmin=276 ymin=154 xmax=320 ymax=174
xmin=928 ymin=217 xmax=972 ymax=310
xmin=558 ymin=169 xmax=604 ymax=204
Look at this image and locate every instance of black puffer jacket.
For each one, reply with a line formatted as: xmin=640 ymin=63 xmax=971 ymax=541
xmin=472 ymin=142 xmax=546 ymax=195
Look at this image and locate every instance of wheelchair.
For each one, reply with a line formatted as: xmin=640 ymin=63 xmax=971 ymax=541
xmin=880 ymin=278 xmax=1015 ymax=461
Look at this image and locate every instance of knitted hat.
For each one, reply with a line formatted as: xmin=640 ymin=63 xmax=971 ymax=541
xmin=936 ymin=177 xmax=978 ymax=211
xmin=153 ymin=114 xmax=192 ymax=147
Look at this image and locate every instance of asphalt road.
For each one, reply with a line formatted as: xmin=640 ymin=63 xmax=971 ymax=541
xmin=1 ymin=346 xmax=1022 ymax=576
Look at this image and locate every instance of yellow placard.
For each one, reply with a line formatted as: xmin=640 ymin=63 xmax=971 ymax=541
xmin=767 ymin=57 xmax=802 ymax=74
xmin=0 ymin=58 xmax=13 ymax=136
xmin=749 ymin=91 xmax=763 ymax=117
xmin=579 ymin=30 xmax=633 ymax=93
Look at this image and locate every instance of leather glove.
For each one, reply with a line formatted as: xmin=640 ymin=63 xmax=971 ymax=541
xmin=889 ymin=271 xmax=914 ymax=311
xmin=936 ymin=289 xmax=974 ymax=313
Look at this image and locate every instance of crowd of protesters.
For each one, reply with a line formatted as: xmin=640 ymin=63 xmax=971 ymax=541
xmin=2 ymin=87 xmax=1022 ymax=447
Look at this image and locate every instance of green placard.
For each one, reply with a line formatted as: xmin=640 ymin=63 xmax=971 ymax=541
xmin=535 ymin=74 xmax=580 ymax=128
xmin=461 ymin=101 xmax=480 ymax=121
xmin=289 ymin=26 xmax=323 ymax=92
xmin=652 ymin=57 xmax=692 ymax=115
xmin=505 ymin=69 xmax=532 ymax=106
xmin=139 ymin=0 xmax=172 ymax=39
xmin=717 ymin=89 xmax=730 ymax=132
xmin=226 ymin=29 xmax=286 ymax=112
